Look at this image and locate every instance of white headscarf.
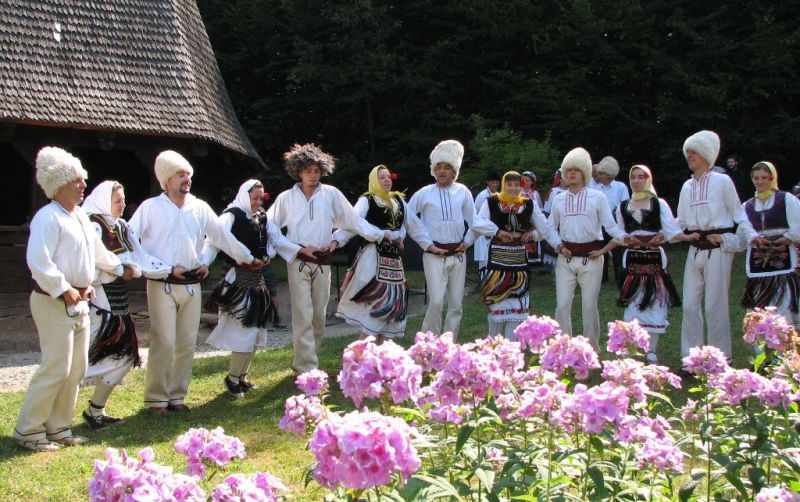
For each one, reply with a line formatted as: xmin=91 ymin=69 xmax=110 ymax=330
xmin=226 ymin=179 xmax=261 ymax=219
xmin=82 ymin=180 xmax=120 ymax=224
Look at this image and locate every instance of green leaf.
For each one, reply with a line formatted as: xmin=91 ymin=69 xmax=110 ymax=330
xmin=587 ymin=467 xmax=608 ymax=499
xmin=475 ymin=468 xmax=495 ymax=492
xmin=455 ymin=425 xmax=475 ymax=453
xmin=752 ymin=351 xmax=767 ymax=373
xmin=748 ymin=467 xmax=767 ymax=493
xmin=679 ymin=480 xmax=698 ymax=502
xmin=410 ymin=474 xmax=461 ymax=500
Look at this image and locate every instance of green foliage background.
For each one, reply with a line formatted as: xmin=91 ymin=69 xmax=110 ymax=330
xmin=198 ymin=0 xmax=800 ymax=201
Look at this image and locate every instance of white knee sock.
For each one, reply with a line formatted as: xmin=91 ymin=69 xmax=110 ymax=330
xmin=88 ymin=382 xmax=115 ymax=416
xmin=228 ymin=352 xmax=254 ymax=383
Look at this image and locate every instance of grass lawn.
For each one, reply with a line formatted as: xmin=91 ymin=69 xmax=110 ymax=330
xmin=0 ymin=244 xmax=754 ymax=500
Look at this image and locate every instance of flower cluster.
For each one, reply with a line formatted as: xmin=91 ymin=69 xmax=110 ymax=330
xmin=295 ymin=369 xmax=329 ymax=396
xmin=89 ymin=447 xmax=205 ymax=501
xmin=279 ymin=394 xmax=326 ymax=435
xmin=513 ymin=315 xmax=561 ymax=352
xmin=338 ymin=337 xmax=422 ymax=407
xmin=174 ymin=427 xmax=246 ymax=479
xmin=756 ymin=486 xmax=800 ymax=502
xmin=211 ymin=472 xmax=288 ymax=502
xmin=561 ymin=382 xmax=630 ymax=434
xmin=601 ymin=358 xmax=649 ymax=402
xmin=540 ymin=335 xmax=600 ymax=380
xmin=606 ymin=319 xmax=650 ymax=355
xmin=682 ymin=346 xmax=730 ymax=376
xmin=309 ymin=410 xmax=420 ymax=490
xmin=635 ymin=437 xmax=685 ymax=473
xmin=743 ymin=307 xmax=797 ymax=351
xmin=407 ymin=331 xmax=457 ymax=373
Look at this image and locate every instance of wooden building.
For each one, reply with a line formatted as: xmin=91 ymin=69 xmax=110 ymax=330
xmin=0 ymin=0 xmax=264 ymax=292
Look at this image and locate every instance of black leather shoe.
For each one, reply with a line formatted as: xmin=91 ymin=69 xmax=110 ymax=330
xmin=83 ymin=410 xmax=125 ymax=429
xmin=224 ymin=376 xmax=245 ymax=398
xmin=240 ymin=374 xmax=257 ymax=392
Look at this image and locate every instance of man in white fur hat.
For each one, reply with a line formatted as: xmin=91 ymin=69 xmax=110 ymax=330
xmin=129 ymin=150 xmax=260 ymax=414
xmin=676 ymin=130 xmax=760 ymax=363
xmin=267 ymin=143 xmax=385 ymax=373
xmin=590 ymin=156 xmax=630 ymax=285
xmin=15 ymin=147 xmax=123 ymax=451
xmin=407 ymin=139 xmax=488 ymax=338
xmin=545 ymin=147 xmax=627 ymax=349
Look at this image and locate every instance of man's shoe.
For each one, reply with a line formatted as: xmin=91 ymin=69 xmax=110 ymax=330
xmin=148 ymin=406 xmax=169 ymax=416
xmin=83 ymin=410 xmax=125 ymax=429
xmin=167 ymin=403 xmax=191 ymax=412
xmin=16 ymin=438 xmax=61 ymax=452
xmin=239 ymin=374 xmax=257 ymax=392
xmin=645 ymin=352 xmax=658 ymax=365
xmin=224 ymin=376 xmax=245 ymax=398
xmin=52 ymin=435 xmax=88 ymax=447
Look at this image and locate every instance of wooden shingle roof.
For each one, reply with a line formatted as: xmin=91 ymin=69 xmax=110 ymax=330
xmin=0 ymin=0 xmax=263 ymax=164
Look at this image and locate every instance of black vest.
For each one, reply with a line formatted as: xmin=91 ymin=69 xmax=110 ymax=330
xmin=487 ymin=196 xmax=534 ymax=232
xmin=222 ymin=207 xmax=267 ymax=264
xmin=364 ymin=195 xmax=405 ymax=230
xmin=89 ymin=214 xmax=133 ymax=254
xmin=744 ymin=192 xmax=788 ymax=231
xmin=620 ymin=198 xmax=661 ymax=233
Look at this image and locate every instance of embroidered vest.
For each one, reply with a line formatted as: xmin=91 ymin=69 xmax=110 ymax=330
xmin=620 ymin=198 xmax=661 ymax=233
xmin=488 ymin=196 xmax=533 ymax=232
xmin=89 ymin=214 xmax=133 ymax=254
xmin=744 ymin=192 xmax=788 ymax=232
xmin=221 ymin=207 xmax=267 ymax=264
xmin=364 ymin=195 xmax=405 ymax=230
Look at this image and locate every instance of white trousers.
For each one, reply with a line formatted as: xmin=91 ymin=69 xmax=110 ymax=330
xmin=15 ymin=292 xmax=89 ymax=442
xmin=422 ymin=253 xmax=466 ymax=338
xmin=144 ymin=281 xmax=201 ymax=408
xmin=681 ymin=247 xmax=734 ymax=358
xmin=287 ymin=262 xmax=331 ymax=373
xmin=554 ymin=255 xmax=604 ymax=349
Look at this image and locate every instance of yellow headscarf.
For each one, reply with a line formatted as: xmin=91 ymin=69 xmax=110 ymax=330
xmin=497 ymin=171 xmax=528 ymax=205
xmin=752 ymin=161 xmax=779 ymax=201
xmin=366 ymin=165 xmax=404 ymax=213
xmin=629 ymin=164 xmax=658 ymax=200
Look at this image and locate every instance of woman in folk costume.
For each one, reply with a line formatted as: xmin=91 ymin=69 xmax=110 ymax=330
xmin=204 ymin=180 xmax=301 ymax=397
xmin=540 ymin=170 xmax=565 ymax=272
xmin=473 ymin=171 xmax=554 ymax=338
xmin=600 ymin=165 xmax=689 ymax=363
xmin=520 ymin=171 xmax=543 ymax=266
xmin=81 ymin=180 xmax=171 ymax=428
xmin=741 ymin=162 xmax=800 ymax=326
xmin=334 ymin=165 xmax=430 ymax=341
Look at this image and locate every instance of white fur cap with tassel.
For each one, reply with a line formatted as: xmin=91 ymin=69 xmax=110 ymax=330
xmin=429 ymin=140 xmax=465 ymax=179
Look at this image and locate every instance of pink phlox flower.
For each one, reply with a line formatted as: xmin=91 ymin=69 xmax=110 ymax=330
xmin=279 ymin=394 xmax=326 ymax=435
xmin=540 ymin=335 xmax=600 ymax=380
xmin=211 ymin=472 xmax=288 ymax=502
xmin=636 ymin=436 xmax=685 ymax=473
xmin=709 ymin=368 xmax=766 ymax=406
xmin=640 ymin=364 xmax=682 ymax=390
xmin=606 ymin=319 xmax=651 ymax=355
xmin=89 ymin=447 xmax=205 ymax=501
xmin=408 ymin=331 xmax=457 ymax=373
xmin=484 ymin=446 xmax=508 ymax=471
xmin=682 ymin=346 xmax=730 ymax=376
xmin=309 ymin=410 xmax=421 ymax=490
xmin=756 ymin=486 xmax=800 ymax=502
xmin=295 ymin=369 xmax=329 ymax=396
xmin=431 ymin=344 xmax=510 ymax=405
xmin=473 ymin=334 xmax=524 ymax=375
xmin=566 ymin=382 xmax=630 ymax=433
xmin=174 ymin=427 xmax=246 ymax=478
xmin=513 ymin=315 xmax=561 ymax=352
xmin=680 ymin=398 xmax=701 ymax=422
xmin=338 ymin=337 xmax=422 ymax=408
xmin=614 ymin=414 xmax=671 ymax=443
xmin=757 ymin=377 xmax=799 ymax=408
xmin=744 ymin=307 xmax=797 ymax=351
xmin=602 ymin=359 xmax=649 ymax=402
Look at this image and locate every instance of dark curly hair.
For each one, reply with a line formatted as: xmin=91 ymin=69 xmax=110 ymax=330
xmin=283 ymin=143 xmax=336 ymax=180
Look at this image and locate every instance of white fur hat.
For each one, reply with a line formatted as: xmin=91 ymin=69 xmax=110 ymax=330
xmin=155 ymin=150 xmax=194 ymax=190
xmin=429 ymin=140 xmax=465 ymax=179
xmin=35 ymin=147 xmax=88 ymax=199
xmin=559 ymin=147 xmax=593 ymax=183
xmin=682 ymin=130 xmax=720 ymax=167
xmin=595 ymin=156 xmax=620 ymax=178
